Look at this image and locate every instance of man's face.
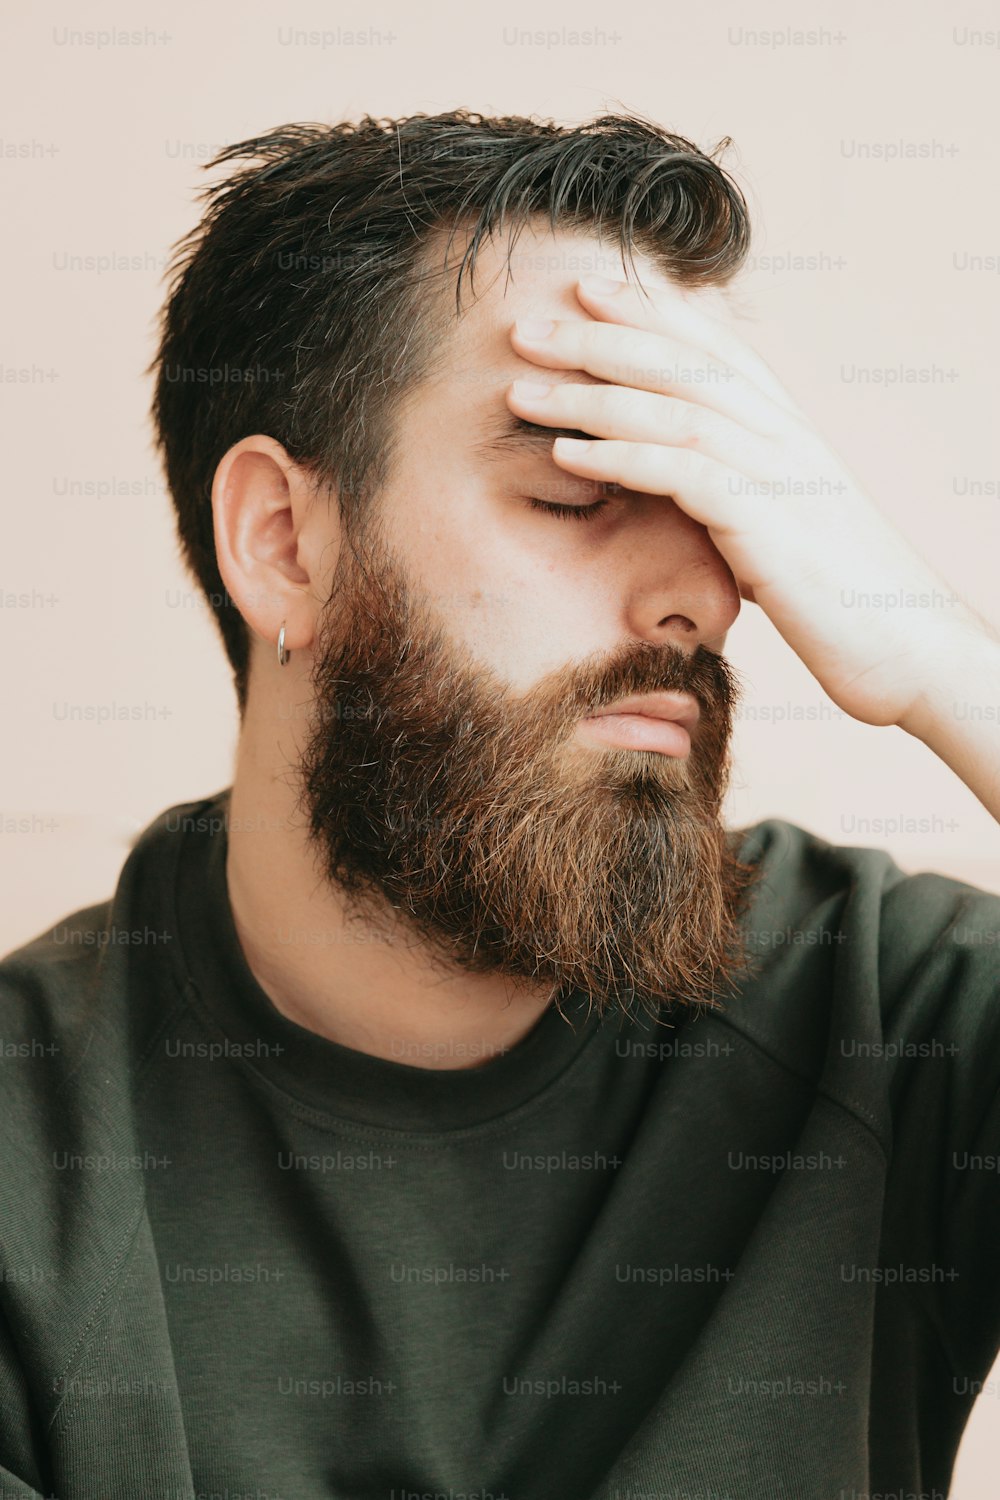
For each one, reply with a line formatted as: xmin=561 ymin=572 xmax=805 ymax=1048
xmin=296 ymin=222 xmax=760 ymax=1021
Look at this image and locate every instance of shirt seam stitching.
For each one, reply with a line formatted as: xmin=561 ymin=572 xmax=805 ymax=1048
xmin=707 ymin=1009 xmax=891 ymax=1167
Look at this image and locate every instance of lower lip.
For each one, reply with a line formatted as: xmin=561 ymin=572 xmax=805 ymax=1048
xmin=577 ymin=713 xmax=692 ymax=757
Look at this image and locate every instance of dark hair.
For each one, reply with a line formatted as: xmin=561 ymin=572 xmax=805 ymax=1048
xmin=148 ymin=108 xmax=751 ymax=715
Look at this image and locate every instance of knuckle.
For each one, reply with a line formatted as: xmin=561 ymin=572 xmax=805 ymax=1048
xmin=667 ymin=401 xmax=707 ymax=446
xmin=578 ymin=320 xmax=602 ymax=362
xmin=675 ymin=446 xmax=707 ymax=480
xmin=604 ymin=386 xmax=637 ymax=424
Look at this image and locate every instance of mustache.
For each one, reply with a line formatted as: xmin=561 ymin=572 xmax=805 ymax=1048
xmin=302 ymin=642 xmax=741 ymax=741
xmin=561 ymin=641 xmax=742 ymax=725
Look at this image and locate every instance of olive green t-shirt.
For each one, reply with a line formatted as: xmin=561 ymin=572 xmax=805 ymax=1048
xmin=1 ymin=786 xmax=999 ymax=1499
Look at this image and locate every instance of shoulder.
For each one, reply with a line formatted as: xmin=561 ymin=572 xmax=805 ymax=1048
xmin=0 ymin=897 xmax=115 ymax=1057
xmin=731 ymin=814 xmax=1000 ymax=947
xmin=0 ymin=787 xmax=231 ymax=1112
xmin=720 ymin=816 xmax=1000 ymax=1098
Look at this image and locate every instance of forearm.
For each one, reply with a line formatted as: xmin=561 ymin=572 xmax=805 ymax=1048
xmin=898 ymin=618 xmax=1000 ymax=825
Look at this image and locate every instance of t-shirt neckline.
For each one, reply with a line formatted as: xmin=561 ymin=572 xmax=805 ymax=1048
xmin=172 ymin=789 xmax=623 ymax=1133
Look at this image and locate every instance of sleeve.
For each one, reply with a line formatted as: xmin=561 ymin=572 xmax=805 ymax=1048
xmin=877 ymin=870 xmax=1000 ymax=1383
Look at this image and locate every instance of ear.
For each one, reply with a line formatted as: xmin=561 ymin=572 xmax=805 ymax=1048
xmin=212 ymin=434 xmax=337 ymax=668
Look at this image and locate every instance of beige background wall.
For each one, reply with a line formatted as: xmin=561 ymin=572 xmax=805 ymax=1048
xmin=2 ymin=0 xmax=998 ymax=1489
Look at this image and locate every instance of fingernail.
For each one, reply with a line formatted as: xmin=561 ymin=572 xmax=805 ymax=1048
xmin=579 ymin=274 xmax=624 ymax=296
xmin=515 ymin=318 xmax=555 ymax=340
xmin=512 ymin=380 xmax=553 ymax=399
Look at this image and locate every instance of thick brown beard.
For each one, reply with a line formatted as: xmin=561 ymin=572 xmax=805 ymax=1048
xmin=294 ymin=514 xmax=763 ymax=1025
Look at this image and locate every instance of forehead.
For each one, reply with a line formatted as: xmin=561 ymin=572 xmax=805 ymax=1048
xmin=401 ymin=217 xmax=734 ymax=450
xmin=415 ymin=219 xmax=726 ymax=410
xmin=433 ymin=222 xmax=658 ymax=386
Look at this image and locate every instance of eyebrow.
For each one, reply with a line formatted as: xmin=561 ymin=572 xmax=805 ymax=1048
xmin=473 ymin=412 xmax=598 ymax=462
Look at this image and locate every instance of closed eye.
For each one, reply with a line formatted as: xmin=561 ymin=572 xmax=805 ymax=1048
xmin=526 ymin=497 xmax=610 ymax=522
xmin=525 ymin=483 xmax=623 ymax=523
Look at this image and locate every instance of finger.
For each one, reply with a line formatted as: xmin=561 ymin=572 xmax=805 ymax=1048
xmin=507 ymin=378 xmax=775 ymax=481
xmin=575 ymin=274 xmax=806 ymax=421
xmin=510 ymin=319 xmax=798 ymax=439
xmin=549 ymin=436 xmax=747 ymax=536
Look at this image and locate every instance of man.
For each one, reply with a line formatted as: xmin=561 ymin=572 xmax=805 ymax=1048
xmin=1 ymin=109 xmax=998 ymax=1500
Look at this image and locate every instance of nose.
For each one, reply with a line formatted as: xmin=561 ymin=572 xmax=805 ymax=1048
xmin=621 ymin=502 xmax=741 ymax=652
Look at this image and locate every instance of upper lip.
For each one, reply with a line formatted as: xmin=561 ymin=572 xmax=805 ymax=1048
xmin=585 ymin=692 xmax=701 ymax=734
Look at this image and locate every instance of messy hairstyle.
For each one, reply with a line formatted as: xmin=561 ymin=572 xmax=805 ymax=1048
xmin=148 ymin=108 xmax=751 ymax=715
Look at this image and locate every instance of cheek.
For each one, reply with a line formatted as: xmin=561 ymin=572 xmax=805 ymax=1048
xmin=406 ymin=541 xmax=555 ymax=693
xmin=382 ymin=481 xmax=613 ymax=694
xmin=439 ymin=560 xmax=610 ymax=700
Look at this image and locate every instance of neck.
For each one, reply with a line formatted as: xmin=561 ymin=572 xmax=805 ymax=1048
xmin=223 ymin=691 xmax=557 ymax=1070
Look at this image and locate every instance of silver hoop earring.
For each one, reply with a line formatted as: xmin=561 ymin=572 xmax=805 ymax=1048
xmin=277 ymin=624 xmax=290 ymax=667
